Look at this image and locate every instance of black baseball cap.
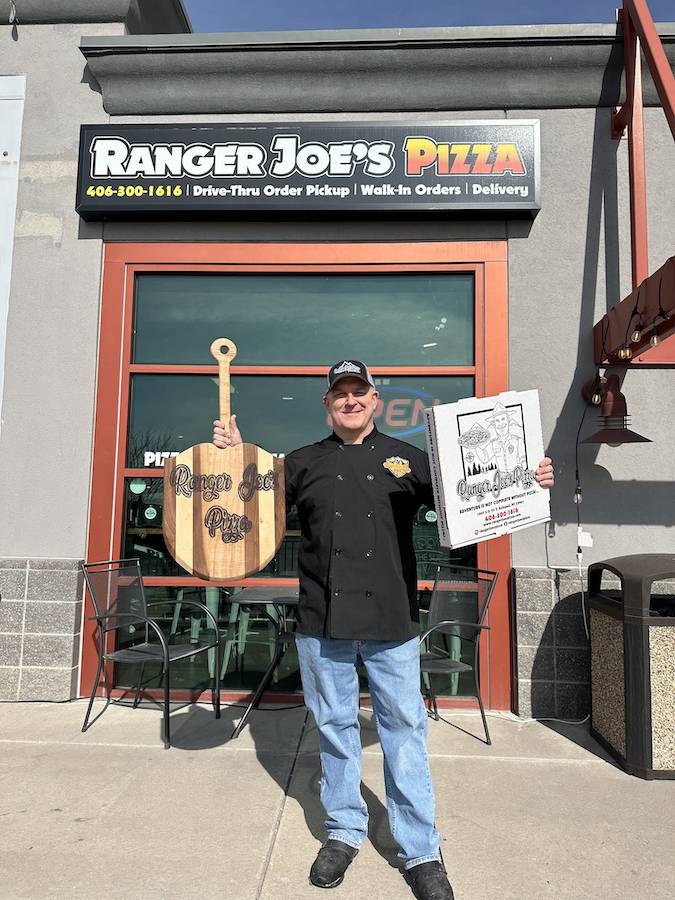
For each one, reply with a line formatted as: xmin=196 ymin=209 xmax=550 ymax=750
xmin=326 ymin=359 xmax=375 ymax=392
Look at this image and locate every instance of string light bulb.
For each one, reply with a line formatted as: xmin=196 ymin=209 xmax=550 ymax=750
xmin=631 ymin=322 xmax=642 ymax=343
xmin=650 ymin=326 xmax=660 ymax=348
xmin=573 ymin=485 xmax=583 ymax=504
xmin=617 ymin=345 xmax=632 ymax=360
xmin=590 ymin=370 xmax=603 ymax=405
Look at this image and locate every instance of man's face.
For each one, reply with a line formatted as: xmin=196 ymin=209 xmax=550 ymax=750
xmin=494 ymin=413 xmax=509 ymax=434
xmin=323 ymin=376 xmax=379 ymax=434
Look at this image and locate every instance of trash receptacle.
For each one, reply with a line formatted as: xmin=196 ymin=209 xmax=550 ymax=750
xmin=589 ymin=554 xmax=675 ymax=780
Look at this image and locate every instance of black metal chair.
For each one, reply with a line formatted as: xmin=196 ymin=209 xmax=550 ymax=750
xmin=81 ymin=558 xmax=220 ymax=748
xmin=419 ymin=563 xmax=498 ymax=745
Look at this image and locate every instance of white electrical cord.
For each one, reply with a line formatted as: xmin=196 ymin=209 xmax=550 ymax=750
xmin=577 ymin=549 xmax=590 ymax=642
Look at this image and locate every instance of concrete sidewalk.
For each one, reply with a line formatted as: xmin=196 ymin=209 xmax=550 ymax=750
xmin=1 ymin=700 xmax=673 ymax=900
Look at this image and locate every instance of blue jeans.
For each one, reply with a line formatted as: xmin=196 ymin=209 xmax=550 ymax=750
xmin=296 ymin=634 xmax=441 ymax=869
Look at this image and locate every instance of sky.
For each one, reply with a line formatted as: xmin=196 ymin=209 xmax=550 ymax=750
xmin=183 ymin=0 xmax=674 ymax=33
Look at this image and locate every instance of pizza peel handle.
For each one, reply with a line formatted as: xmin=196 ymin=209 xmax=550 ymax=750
xmin=210 ymin=337 xmax=237 ymax=424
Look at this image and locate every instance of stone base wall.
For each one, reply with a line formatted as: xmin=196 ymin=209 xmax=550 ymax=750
xmin=512 ymin=567 xmax=591 ymax=720
xmin=0 ymin=559 xmax=82 ymax=700
xmin=512 ymin=567 xmax=675 ymax=721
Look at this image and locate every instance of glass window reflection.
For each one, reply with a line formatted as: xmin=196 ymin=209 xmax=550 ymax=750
xmin=127 ymin=374 xmax=475 ymax=465
xmin=113 ymin=585 xmax=302 ymax=694
xmin=133 ymin=273 xmax=474 ymax=366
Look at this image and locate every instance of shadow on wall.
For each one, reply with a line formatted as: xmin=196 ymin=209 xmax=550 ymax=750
xmin=552 ymin=474 xmax=675 ymax=527
xmin=542 ymin=36 xmax=664 ymax=530
xmin=538 ymin=587 xmax=589 ymax=721
xmin=80 ymin=65 xmax=102 ymax=96
xmin=513 ymin=570 xmax=591 ymax=723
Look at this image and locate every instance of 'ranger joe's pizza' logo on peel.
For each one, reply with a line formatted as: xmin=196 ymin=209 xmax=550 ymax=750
xmin=383 ymin=456 xmax=411 ymax=478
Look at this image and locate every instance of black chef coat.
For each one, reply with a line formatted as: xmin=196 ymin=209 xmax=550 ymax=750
xmin=285 ymin=425 xmax=434 ymax=641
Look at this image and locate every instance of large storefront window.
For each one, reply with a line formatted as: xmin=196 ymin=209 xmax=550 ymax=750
xmin=118 ymin=271 xmax=477 ymax=694
xmin=85 ymin=244 xmax=511 ymax=709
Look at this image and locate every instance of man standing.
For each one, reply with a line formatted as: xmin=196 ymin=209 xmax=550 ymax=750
xmin=213 ymin=360 xmax=554 ymax=899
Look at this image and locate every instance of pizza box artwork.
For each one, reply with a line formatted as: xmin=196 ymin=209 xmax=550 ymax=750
xmin=424 ymin=389 xmax=550 ymax=549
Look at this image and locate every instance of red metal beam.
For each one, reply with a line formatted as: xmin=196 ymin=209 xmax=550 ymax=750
xmin=623 ymin=8 xmax=650 ymax=287
xmin=598 ymin=3 xmax=675 ymax=364
xmin=624 ymin=0 xmax=675 ymax=141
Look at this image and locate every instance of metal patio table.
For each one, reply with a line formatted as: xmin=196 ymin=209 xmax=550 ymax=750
xmin=225 ymin=585 xmax=300 ymax=739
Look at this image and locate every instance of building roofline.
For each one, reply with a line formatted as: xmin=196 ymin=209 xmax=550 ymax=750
xmin=79 ymin=22 xmax=675 ymax=115
xmin=79 ymin=22 xmax=675 ymax=51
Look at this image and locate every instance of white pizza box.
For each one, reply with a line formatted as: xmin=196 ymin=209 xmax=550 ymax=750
xmin=424 ymin=389 xmax=550 ymax=549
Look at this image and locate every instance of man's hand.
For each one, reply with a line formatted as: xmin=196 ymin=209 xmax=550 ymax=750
xmin=535 ymin=457 xmax=554 ymax=488
xmin=212 ymin=415 xmax=242 ymax=449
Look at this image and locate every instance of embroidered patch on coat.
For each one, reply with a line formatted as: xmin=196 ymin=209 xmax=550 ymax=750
xmin=383 ymin=456 xmax=411 ymax=478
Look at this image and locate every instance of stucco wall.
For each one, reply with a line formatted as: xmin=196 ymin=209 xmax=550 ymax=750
xmin=0 ymin=22 xmax=121 ymax=560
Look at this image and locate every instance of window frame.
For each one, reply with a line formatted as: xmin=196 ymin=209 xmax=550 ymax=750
xmin=83 ymin=241 xmax=511 ymax=708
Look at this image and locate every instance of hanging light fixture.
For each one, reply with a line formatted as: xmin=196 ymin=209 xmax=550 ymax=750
xmin=582 ymin=373 xmax=651 ymax=446
xmin=581 ymin=374 xmax=651 ymax=446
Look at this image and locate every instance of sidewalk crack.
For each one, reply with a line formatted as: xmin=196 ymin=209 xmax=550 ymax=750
xmin=255 ymin=709 xmax=309 ymax=899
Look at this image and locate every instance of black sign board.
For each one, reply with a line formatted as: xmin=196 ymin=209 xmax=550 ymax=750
xmin=76 ymin=121 xmax=540 ymax=219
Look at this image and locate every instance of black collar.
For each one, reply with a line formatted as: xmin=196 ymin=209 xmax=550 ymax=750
xmin=325 ymin=424 xmax=379 ymax=446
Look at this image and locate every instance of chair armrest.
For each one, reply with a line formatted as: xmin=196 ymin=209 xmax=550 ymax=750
xmin=419 ymin=621 xmax=490 ymax=645
xmin=89 ymin=612 xmax=170 ymax=659
xmin=146 ymin=598 xmax=220 ymax=642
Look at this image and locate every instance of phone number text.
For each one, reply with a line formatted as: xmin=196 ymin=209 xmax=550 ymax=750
xmin=484 ymin=507 xmax=519 ymax=523
xmin=85 ymin=185 xmax=183 ymax=198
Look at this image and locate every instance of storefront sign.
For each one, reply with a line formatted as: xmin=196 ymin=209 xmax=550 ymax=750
xmin=424 ymin=390 xmax=550 ymax=549
xmin=76 ymin=121 xmax=540 ymax=218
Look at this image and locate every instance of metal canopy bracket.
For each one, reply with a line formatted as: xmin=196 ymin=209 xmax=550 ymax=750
xmin=594 ymin=256 xmax=675 ymax=364
xmin=599 ymin=2 xmax=675 ymax=365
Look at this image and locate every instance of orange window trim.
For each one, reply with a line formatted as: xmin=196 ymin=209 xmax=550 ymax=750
xmin=83 ymin=242 xmax=511 ymax=709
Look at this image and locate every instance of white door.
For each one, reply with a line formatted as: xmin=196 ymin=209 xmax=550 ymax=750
xmin=0 ymin=75 xmax=25 ymax=437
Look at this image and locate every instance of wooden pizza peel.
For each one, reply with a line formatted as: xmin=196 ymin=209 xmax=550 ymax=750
xmin=163 ymin=338 xmax=285 ymax=581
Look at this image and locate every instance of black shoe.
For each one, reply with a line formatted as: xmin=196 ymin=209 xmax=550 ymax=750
xmin=309 ymin=839 xmax=359 ymax=888
xmin=403 ymin=861 xmax=455 ymax=900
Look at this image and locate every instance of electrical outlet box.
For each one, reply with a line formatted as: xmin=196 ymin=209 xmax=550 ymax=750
xmin=577 ymin=527 xmax=594 ymax=548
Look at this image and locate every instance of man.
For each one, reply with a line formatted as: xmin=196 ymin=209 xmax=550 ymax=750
xmin=213 ymin=360 xmax=554 ymax=900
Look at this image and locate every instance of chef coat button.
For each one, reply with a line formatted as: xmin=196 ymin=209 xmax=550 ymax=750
xmin=367 ymin=511 xmax=373 ymax=518
xmin=336 ymin=473 xmax=344 ymax=480
xmin=366 ymin=591 xmax=372 ymax=598
xmin=338 ymin=445 xmax=344 ymax=450
xmin=334 ymin=548 xmax=342 ymax=556
xmin=366 ymin=474 xmax=374 ymax=481
xmin=370 ymin=445 xmax=375 ymax=450
xmin=365 ymin=550 xmax=373 ymax=558
xmin=335 ymin=511 xmax=342 ymax=518
xmin=334 ymin=589 xmax=340 ymax=597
